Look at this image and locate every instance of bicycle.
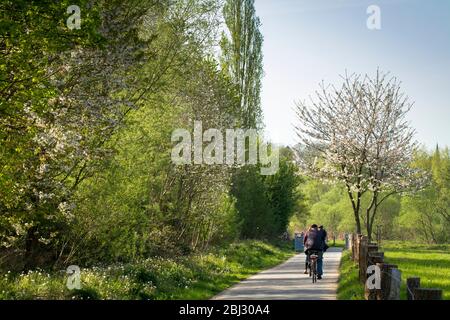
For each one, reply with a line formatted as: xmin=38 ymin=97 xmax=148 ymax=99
xmin=307 ymin=250 xmax=320 ymax=283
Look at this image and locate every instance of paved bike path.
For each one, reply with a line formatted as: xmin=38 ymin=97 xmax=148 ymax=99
xmin=212 ymin=247 xmax=343 ymax=300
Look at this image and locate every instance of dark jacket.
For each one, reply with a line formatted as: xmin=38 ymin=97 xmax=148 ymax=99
xmin=318 ymin=228 xmax=329 ymax=252
xmin=304 ymin=228 xmax=328 ymax=252
xmin=303 ymin=228 xmax=323 ymax=251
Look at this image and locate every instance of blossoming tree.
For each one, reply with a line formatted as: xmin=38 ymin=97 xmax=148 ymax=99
xmin=294 ymin=71 xmax=427 ymax=240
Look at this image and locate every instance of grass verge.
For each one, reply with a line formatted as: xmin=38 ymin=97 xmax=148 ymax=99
xmin=0 ymin=240 xmax=293 ymax=300
xmin=336 ymin=250 xmax=364 ymax=300
xmin=382 ymin=241 xmax=449 ymax=300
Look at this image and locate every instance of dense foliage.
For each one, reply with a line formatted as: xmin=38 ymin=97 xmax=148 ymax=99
xmin=0 ymin=0 xmax=302 ymax=272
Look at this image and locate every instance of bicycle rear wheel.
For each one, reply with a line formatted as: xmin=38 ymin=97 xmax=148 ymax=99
xmin=312 ymin=260 xmax=317 ymax=283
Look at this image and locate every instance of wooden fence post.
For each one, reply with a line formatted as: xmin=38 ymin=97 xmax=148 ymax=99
xmin=407 ymin=277 xmax=420 ymax=300
xmin=364 ymin=281 xmax=377 ymax=300
xmin=358 ymin=236 xmax=368 ymax=283
xmin=364 ymin=265 xmax=380 ymax=300
xmin=375 ymin=263 xmax=384 ymax=300
xmin=379 ymin=263 xmax=398 ymax=300
xmin=387 ymin=268 xmax=401 ymax=300
xmin=368 ymin=252 xmax=384 ymax=265
xmin=368 ymin=243 xmax=378 ymax=254
xmin=355 ymin=234 xmax=362 ymax=263
xmin=364 ymin=247 xmax=384 ymax=300
xmin=413 ymin=288 xmax=443 ymax=300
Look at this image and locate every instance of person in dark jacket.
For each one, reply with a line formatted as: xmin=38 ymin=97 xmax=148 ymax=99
xmin=318 ymin=225 xmax=329 ymax=252
xmin=303 ymin=224 xmax=325 ymax=279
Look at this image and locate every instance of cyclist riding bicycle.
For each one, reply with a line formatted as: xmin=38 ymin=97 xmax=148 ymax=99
xmin=303 ymin=224 xmax=327 ymax=280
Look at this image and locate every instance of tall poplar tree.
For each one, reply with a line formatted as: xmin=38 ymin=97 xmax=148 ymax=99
xmin=220 ymin=0 xmax=263 ymax=129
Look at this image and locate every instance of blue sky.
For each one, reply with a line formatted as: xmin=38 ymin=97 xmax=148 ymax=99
xmin=255 ymin=0 xmax=450 ymax=149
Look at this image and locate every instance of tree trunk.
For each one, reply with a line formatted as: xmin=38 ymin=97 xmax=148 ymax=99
xmin=346 ymin=183 xmax=362 ymax=234
xmin=367 ymin=222 xmax=373 ymax=243
xmin=366 ymin=220 xmax=372 ymax=242
xmin=366 ymin=192 xmax=377 ymax=242
xmin=355 ymin=193 xmax=362 ymax=234
xmin=358 ymin=236 xmax=368 ymax=283
xmin=24 ymin=226 xmax=39 ymax=270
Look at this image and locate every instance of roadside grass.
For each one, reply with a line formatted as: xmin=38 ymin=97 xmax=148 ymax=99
xmin=337 ymin=241 xmax=449 ymax=300
xmin=330 ymin=239 xmax=345 ymax=248
xmin=336 ymin=250 xmax=364 ymax=300
xmin=382 ymin=241 xmax=450 ymax=300
xmin=0 ymin=240 xmax=294 ymax=300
